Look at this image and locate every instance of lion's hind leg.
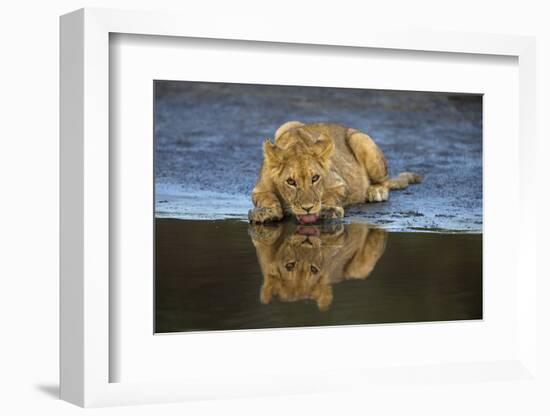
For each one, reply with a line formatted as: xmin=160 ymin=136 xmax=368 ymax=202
xmin=346 ymin=128 xmax=423 ymax=201
xmin=344 ymin=226 xmax=388 ymax=280
xmin=346 ymin=128 xmax=391 ymax=202
xmin=365 ymin=185 xmax=389 ymax=202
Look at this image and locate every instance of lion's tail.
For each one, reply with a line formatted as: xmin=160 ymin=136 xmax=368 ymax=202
xmin=383 ymin=172 xmax=423 ymax=190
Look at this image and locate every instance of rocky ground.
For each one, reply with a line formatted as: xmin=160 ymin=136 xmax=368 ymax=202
xmin=154 ymin=81 xmax=482 ymax=232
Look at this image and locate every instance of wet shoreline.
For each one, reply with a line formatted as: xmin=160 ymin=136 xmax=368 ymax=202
xmin=155 ymin=187 xmax=483 ymax=233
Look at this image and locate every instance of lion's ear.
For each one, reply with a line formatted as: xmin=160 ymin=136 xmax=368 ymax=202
xmin=296 ymin=128 xmax=314 ymax=142
xmin=263 ymin=139 xmax=283 ymax=165
xmin=314 ymin=281 xmax=333 ymax=311
xmin=312 ymin=134 xmax=334 ymax=161
xmin=260 ymin=280 xmax=273 ymax=304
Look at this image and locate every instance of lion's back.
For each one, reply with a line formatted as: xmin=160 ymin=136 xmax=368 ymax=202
xmin=274 ymin=121 xmax=351 ymax=155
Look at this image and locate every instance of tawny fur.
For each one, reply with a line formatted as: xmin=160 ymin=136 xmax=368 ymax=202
xmin=248 ymin=121 xmax=423 ymax=223
xmin=249 ymin=222 xmax=387 ymax=311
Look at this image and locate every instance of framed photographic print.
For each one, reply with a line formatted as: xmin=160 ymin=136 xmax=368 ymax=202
xmin=153 ymin=81 xmax=483 ymax=332
xmin=60 ymin=7 xmax=539 ymax=408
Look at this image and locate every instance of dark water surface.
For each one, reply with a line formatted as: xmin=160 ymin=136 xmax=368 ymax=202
xmin=155 ymin=219 xmax=482 ymax=333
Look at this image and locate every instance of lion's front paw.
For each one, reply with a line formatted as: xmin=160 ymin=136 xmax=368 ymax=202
xmin=248 ymin=207 xmax=283 ymax=224
xmin=248 ymin=223 xmax=283 ymax=245
xmin=366 ymin=185 xmax=389 ymax=202
xmin=319 ymin=206 xmax=344 ymax=220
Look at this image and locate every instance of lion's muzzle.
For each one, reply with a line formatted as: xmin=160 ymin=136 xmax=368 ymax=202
xmin=296 ymin=213 xmax=320 ymax=224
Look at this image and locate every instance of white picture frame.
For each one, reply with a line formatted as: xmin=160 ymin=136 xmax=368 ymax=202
xmin=60 ymin=7 xmax=538 ymax=407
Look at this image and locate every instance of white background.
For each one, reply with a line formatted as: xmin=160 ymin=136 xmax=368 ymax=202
xmin=112 ymin=34 xmax=519 ymax=383
xmin=1 ymin=0 xmax=549 ymax=415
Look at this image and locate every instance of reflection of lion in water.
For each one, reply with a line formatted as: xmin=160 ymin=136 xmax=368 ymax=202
xmin=249 ymin=121 xmax=422 ymax=225
xmin=249 ymin=222 xmax=387 ymax=311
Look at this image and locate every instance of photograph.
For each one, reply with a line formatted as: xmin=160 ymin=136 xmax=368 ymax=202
xmin=154 ymin=81 xmax=482 ymax=333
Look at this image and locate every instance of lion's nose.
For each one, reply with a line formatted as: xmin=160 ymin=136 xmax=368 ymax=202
xmin=302 ymin=205 xmax=314 ymax=213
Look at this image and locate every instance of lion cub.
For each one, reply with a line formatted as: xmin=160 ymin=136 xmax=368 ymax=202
xmin=249 ymin=121 xmax=422 ymax=224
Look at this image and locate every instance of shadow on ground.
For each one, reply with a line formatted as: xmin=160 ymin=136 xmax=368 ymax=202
xmin=35 ymin=384 xmax=59 ymax=399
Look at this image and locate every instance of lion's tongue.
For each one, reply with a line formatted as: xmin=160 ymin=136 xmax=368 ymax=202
xmin=297 ymin=214 xmax=319 ymax=224
xmin=297 ymin=225 xmax=320 ymax=236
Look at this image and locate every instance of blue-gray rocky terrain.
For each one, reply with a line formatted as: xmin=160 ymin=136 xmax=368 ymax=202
xmin=154 ymin=81 xmax=482 ymax=232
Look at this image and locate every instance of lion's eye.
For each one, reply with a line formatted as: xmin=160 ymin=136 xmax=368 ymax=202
xmin=286 ymin=178 xmax=296 ymax=186
xmin=310 ymin=265 xmax=319 ymax=274
xmin=285 ymin=262 xmax=296 ymax=271
xmin=312 ymin=175 xmax=320 ymax=183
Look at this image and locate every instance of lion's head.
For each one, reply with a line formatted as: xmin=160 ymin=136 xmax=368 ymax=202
xmin=263 ymin=129 xmax=334 ymax=224
xmin=258 ymin=224 xmax=336 ymax=311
